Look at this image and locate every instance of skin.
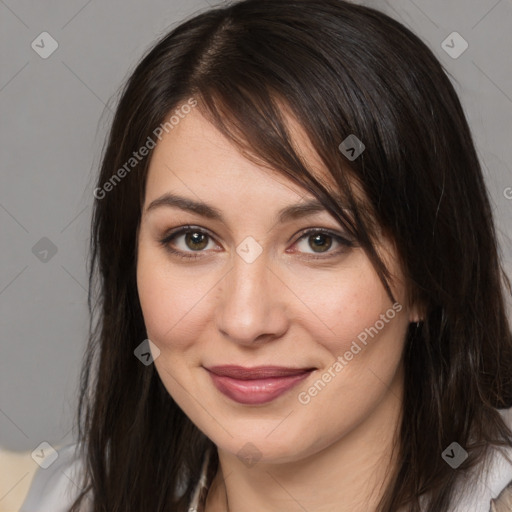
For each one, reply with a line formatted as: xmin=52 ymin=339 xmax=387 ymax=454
xmin=136 ymin=104 xmax=421 ymax=512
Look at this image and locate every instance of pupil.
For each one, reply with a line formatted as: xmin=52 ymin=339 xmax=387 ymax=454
xmin=186 ymin=232 xmax=208 ymax=250
xmin=310 ymin=233 xmax=332 ymax=253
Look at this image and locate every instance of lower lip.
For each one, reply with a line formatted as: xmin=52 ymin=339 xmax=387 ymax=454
xmin=207 ymin=370 xmax=314 ymax=405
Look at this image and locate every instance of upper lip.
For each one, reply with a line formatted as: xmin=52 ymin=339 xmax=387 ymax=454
xmin=205 ymin=365 xmax=315 ymax=380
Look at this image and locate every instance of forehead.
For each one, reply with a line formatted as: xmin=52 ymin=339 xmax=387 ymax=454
xmin=143 ymin=106 xmax=335 ymax=210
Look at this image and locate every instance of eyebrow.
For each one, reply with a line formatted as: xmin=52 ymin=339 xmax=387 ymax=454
xmin=144 ymin=192 xmax=331 ymax=223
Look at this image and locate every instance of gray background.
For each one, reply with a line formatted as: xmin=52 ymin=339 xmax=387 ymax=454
xmin=1 ymin=0 xmax=511 ymax=454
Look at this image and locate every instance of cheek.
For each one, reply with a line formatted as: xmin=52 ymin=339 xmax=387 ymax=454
xmin=284 ymin=258 xmax=396 ymax=357
xmin=136 ymin=244 xmax=214 ymax=351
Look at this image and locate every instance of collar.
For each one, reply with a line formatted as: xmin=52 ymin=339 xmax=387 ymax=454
xmin=188 ymin=446 xmax=213 ymax=512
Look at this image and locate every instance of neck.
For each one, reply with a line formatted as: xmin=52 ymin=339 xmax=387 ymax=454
xmin=205 ymin=373 xmax=403 ymax=512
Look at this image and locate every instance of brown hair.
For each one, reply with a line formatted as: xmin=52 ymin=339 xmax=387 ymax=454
xmin=70 ymin=1 xmax=512 ymax=510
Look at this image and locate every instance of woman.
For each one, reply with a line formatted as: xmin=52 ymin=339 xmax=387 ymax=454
xmin=20 ymin=0 xmax=512 ymax=511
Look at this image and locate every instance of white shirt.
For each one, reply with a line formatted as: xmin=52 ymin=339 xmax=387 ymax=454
xmin=20 ymin=407 xmax=512 ymax=512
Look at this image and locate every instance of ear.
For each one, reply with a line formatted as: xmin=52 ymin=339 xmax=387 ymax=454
xmin=407 ymin=300 xmax=425 ymax=324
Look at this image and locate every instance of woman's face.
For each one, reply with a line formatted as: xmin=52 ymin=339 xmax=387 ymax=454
xmin=136 ymin=105 xmax=419 ymax=464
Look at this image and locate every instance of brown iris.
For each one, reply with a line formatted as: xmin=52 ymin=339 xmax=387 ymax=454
xmin=185 ymin=231 xmax=209 ymax=251
xmin=309 ymin=233 xmax=332 ymax=253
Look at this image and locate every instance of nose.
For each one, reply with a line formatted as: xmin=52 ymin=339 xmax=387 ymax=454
xmin=215 ymin=252 xmax=290 ymax=346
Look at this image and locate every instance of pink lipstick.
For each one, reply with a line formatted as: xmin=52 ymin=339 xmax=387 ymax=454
xmin=205 ymin=365 xmax=315 ymax=405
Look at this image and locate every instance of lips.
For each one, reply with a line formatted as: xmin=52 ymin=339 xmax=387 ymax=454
xmin=207 ymin=365 xmax=315 ymax=379
xmin=205 ymin=365 xmax=315 ymax=405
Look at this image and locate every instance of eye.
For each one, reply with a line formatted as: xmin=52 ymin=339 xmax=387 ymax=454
xmin=159 ymin=226 xmax=219 ymax=260
xmin=159 ymin=226 xmax=354 ymax=261
xmin=290 ymin=228 xmax=354 ymax=259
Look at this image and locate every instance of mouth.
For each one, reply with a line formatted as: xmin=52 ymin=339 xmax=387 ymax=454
xmin=205 ymin=365 xmax=316 ymax=405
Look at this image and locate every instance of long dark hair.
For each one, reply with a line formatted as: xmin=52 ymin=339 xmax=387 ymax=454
xmin=70 ymin=1 xmax=512 ymax=510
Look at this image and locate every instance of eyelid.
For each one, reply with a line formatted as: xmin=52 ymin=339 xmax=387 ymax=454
xmin=159 ymin=225 xmax=221 ymax=256
xmin=160 ymin=225 xmax=216 ymax=240
xmin=292 ymin=226 xmax=353 ymax=244
xmin=287 ymin=227 xmax=355 ymax=259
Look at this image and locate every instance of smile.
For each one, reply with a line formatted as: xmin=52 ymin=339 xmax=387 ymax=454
xmin=205 ymin=365 xmax=316 ymax=405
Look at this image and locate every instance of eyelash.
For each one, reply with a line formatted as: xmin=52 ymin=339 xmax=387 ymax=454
xmin=158 ymin=225 xmax=355 ymax=261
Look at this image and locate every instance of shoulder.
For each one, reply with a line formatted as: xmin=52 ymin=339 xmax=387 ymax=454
xmin=19 ymin=443 xmax=90 ymax=512
xmin=451 ymin=407 xmax=512 ymax=512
